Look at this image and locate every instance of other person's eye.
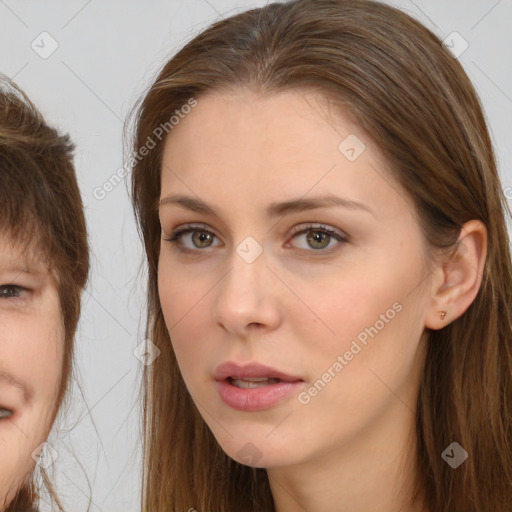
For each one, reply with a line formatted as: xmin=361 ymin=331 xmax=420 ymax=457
xmin=0 ymin=407 xmax=14 ymax=420
xmin=0 ymin=285 xmax=28 ymax=300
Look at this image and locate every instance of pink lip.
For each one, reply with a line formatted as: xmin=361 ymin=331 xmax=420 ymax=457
xmin=214 ymin=362 xmax=304 ymax=412
xmin=214 ymin=362 xmax=302 ymax=382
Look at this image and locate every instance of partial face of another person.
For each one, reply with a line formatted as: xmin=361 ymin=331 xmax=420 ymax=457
xmin=0 ymin=237 xmax=63 ymax=509
xmin=157 ymin=89 xmax=435 ymax=469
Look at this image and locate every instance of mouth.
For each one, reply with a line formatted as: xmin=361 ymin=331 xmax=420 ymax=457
xmin=214 ymin=362 xmax=304 ymax=411
xmin=228 ymin=377 xmax=282 ymax=389
xmin=214 ymin=361 xmax=303 ymax=383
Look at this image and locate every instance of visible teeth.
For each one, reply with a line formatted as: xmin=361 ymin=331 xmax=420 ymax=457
xmin=239 ymin=377 xmax=271 ymax=382
xmin=0 ymin=408 xmax=13 ymax=420
xmin=230 ymin=378 xmax=280 ymax=389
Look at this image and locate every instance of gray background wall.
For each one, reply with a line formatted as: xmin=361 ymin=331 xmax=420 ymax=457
xmin=1 ymin=0 xmax=511 ymax=510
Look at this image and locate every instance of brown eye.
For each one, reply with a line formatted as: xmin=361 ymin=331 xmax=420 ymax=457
xmin=164 ymin=224 xmax=221 ymax=252
xmin=191 ymin=231 xmax=215 ymax=248
xmin=306 ymin=230 xmax=331 ymax=250
xmin=289 ymin=224 xmax=347 ymax=252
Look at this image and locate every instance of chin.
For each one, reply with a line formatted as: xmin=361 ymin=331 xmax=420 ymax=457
xmin=213 ymin=432 xmax=302 ymax=469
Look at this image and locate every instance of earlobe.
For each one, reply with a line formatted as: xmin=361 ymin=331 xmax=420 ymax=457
xmin=425 ymin=220 xmax=487 ymax=330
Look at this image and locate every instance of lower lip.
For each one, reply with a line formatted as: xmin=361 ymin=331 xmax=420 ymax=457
xmin=216 ymin=380 xmax=303 ymax=411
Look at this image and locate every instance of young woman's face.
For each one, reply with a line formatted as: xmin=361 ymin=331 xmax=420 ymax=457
xmin=158 ymin=89 xmax=434 ymax=469
xmin=0 ymin=238 xmax=64 ymax=509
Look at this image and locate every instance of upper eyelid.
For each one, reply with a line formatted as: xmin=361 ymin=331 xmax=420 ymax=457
xmin=166 ymin=222 xmax=345 ymax=237
xmin=0 ymin=284 xmax=27 ymax=289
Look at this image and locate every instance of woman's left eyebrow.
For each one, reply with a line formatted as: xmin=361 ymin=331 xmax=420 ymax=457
xmin=159 ymin=193 xmax=375 ymax=219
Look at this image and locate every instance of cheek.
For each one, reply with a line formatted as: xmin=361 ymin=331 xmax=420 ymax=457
xmin=17 ymin=319 xmax=64 ymax=432
xmin=158 ymin=257 xmax=199 ymax=337
xmin=0 ymin=314 xmax=64 ymax=507
xmin=158 ymin=259 xmax=215 ymax=378
xmin=287 ymin=267 xmax=402 ymax=365
xmin=284 ymin=238 xmax=427 ymax=393
xmin=296 ymin=250 xmax=429 ymax=416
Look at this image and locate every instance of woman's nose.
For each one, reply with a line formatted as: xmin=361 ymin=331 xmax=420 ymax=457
xmin=211 ymin=240 xmax=283 ymax=336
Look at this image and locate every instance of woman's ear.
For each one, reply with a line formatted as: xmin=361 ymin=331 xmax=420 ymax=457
xmin=425 ymin=220 xmax=487 ymax=330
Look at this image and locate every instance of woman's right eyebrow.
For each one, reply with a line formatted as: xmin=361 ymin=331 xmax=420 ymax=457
xmin=159 ymin=193 xmax=375 ymax=219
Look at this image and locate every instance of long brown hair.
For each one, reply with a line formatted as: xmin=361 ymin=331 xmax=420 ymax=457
xmin=0 ymin=76 xmax=89 ymax=511
xmin=129 ymin=1 xmax=512 ymax=510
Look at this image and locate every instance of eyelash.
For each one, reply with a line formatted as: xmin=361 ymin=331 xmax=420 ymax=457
xmin=163 ymin=223 xmax=348 ymax=254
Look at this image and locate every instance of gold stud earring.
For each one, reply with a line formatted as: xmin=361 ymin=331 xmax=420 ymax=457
xmin=440 ymin=310 xmax=447 ymax=320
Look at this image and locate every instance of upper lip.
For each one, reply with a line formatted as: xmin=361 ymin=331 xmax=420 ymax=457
xmin=214 ymin=362 xmax=303 ymax=382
